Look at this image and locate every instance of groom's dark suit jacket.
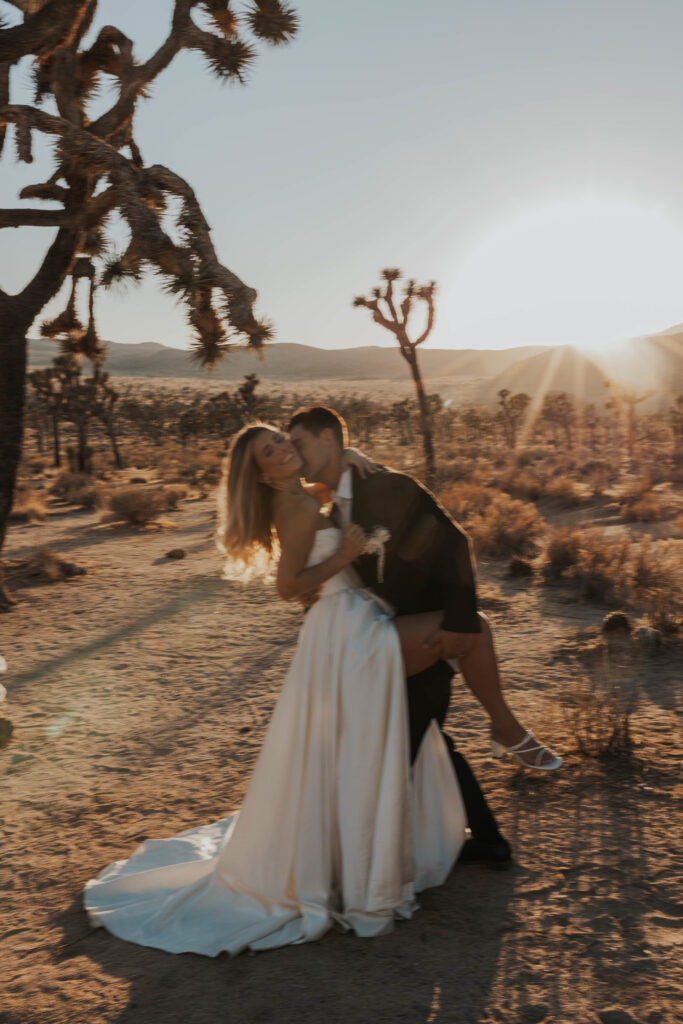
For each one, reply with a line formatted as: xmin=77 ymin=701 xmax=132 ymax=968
xmin=347 ymin=466 xmax=502 ymax=844
xmin=349 ymin=465 xmax=481 ymax=635
xmin=348 ymin=464 xmax=482 ymax=758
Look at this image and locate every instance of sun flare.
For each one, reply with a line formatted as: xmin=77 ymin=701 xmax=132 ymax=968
xmin=445 ymin=195 xmax=683 ymax=353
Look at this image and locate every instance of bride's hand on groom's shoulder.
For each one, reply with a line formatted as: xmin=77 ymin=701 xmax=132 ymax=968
xmin=343 ymin=447 xmax=382 ymax=479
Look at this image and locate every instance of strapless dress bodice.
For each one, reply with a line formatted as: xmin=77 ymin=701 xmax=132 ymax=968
xmin=306 ymin=527 xmax=358 ymax=598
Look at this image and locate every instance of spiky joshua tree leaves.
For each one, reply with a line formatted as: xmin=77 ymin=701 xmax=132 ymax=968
xmin=0 ymin=0 xmax=298 ymax=608
xmin=353 ymin=269 xmax=438 ymax=482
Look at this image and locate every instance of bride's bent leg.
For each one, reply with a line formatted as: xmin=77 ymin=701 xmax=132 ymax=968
xmin=455 ymin=613 xmax=562 ymax=768
xmin=393 ymin=611 xmax=444 ymax=677
xmin=395 ymin=611 xmax=562 ymax=768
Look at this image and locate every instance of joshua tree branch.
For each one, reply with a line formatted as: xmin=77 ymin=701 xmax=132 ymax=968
xmin=0 ymin=207 xmax=73 ymax=227
xmin=414 ymin=294 xmax=435 ymax=346
xmin=0 ymin=0 xmax=90 ymax=64
xmin=88 ymin=1 xmax=192 ymax=142
xmin=18 ymin=224 xmax=82 ymax=321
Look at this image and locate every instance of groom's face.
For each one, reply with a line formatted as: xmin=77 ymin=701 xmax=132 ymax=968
xmin=289 ymin=425 xmax=333 ymax=482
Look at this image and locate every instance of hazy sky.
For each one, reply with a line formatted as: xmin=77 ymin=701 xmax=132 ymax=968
xmin=4 ymin=0 xmax=683 ymax=352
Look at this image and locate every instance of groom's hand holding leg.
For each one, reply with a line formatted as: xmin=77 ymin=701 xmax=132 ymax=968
xmin=423 ymin=628 xmax=478 ymax=661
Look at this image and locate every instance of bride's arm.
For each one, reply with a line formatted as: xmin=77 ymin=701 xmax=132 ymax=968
xmin=343 ymin=446 xmax=382 ymax=478
xmin=276 ymin=498 xmax=365 ymax=601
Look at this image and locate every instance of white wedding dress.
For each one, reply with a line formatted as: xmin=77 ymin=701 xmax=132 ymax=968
xmin=84 ymin=528 xmax=466 ymax=956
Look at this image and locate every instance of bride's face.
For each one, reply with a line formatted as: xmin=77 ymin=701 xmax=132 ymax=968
xmin=251 ymin=429 xmax=303 ymax=484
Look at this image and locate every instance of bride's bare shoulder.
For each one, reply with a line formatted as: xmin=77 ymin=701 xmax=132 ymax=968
xmin=273 ymin=490 xmax=320 ymax=537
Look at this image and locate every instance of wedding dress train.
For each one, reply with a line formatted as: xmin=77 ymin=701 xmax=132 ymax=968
xmin=84 ymin=528 xmax=466 ymax=956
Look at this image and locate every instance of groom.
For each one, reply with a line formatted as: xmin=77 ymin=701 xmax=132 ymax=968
xmin=288 ymin=406 xmax=513 ymax=866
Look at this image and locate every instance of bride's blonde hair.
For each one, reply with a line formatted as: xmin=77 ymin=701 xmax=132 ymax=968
xmin=216 ymin=423 xmax=279 ymax=579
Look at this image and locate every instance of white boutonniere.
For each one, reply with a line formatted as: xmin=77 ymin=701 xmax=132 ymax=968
xmin=362 ymin=526 xmax=391 ymax=582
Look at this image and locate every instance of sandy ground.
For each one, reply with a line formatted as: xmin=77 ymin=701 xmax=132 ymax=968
xmin=1 ymin=497 xmax=681 ymax=1024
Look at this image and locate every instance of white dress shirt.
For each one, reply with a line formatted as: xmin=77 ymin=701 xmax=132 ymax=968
xmin=333 ymin=466 xmax=395 ymax=615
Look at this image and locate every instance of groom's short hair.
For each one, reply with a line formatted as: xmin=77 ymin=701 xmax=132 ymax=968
xmin=287 ymin=406 xmax=347 ymax=448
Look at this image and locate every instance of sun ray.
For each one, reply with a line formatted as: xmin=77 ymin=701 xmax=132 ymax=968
xmin=518 ymin=345 xmax=564 ymax=448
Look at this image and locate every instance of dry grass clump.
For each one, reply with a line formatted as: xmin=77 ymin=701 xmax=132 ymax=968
xmin=109 ymin=487 xmax=168 ymax=525
xmin=632 ymin=537 xmax=682 ymax=634
xmin=544 ymin=527 xmax=630 ymax=603
xmin=109 ymin=483 xmax=189 ymax=525
xmin=10 ymin=484 xmax=47 ymax=523
xmin=576 ymin=533 xmax=631 ymax=603
xmin=501 ymin=468 xmax=545 ymax=502
xmin=545 ymin=529 xmax=682 ymax=623
xmin=566 ymin=645 xmax=639 ymax=758
xmin=166 ymin=448 xmax=222 ymax=486
xmin=544 ymin=527 xmax=581 ymax=578
xmin=579 ymin=459 xmax=618 ymax=496
xmin=439 ymin=481 xmax=490 ymax=521
xmin=162 ymin=483 xmax=189 ymax=509
xmin=441 ymin=482 xmax=544 ymax=557
xmin=515 ymin=448 xmax=546 ymax=468
xmin=4 ymin=548 xmax=85 ymax=586
xmin=50 ymin=471 xmax=106 ymax=510
xmin=621 ymin=491 xmax=664 ymax=522
xmin=543 ymin=475 xmax=584 ymax=506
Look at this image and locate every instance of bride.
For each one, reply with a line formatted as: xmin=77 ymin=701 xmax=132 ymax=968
xmin=83 ymin=424 xmax=467 ymax=956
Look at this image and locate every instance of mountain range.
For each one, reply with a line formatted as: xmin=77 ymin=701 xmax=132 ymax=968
xmin=27 ymin=329 xmax=682 ymax=406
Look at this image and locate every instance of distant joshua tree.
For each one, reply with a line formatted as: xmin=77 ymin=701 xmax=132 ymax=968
xmin=540 ymin=391 xmax=575 ymax=448
xmin=671 ymin=395 xmax=683 ymax=455
xmin=0 ymin=0 xmax=298 ymax=608
xmin=497 ymin=389 xmax=530 ymax=449
xmin=605 ymin=382 xmax=654 ymax=459
xmin=353 ymin=269 xmax=437 ymax=482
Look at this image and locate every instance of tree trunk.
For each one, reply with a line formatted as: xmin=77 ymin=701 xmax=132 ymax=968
xmin=77 ymin=418 xmax=89 ymax=472
xmin=0 ymin=313 xmax=29 ymax=610
xmin=403 ymin=348 xmax=436 ymax=485
xmin=52 ymin=413 xmax=61 ymax=467
xmin=105 ymin=419 xmax=123 ymax=469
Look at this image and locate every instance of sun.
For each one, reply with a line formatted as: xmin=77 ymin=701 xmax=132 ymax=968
xmin=444 ymin=194 xmax=683 ymax=353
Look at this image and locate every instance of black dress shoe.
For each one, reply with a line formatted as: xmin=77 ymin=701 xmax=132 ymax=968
xmin=457 ymin=836 xmax=513 ymax=869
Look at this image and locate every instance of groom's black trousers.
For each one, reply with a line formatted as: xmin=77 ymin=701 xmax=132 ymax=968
xmin=406 ymin=660 xmax=503 ymax=844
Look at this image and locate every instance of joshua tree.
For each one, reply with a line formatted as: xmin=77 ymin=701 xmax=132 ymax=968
xmin=605 ymin=382 xmax=654 ymax=460
xmin=671 ymin=395 xmax=683 ymax=456
xmin=0 ymin=0 xmax=298 ymax=608
xmin=540 ymin=391 xmax=575 ymax=448
xmin=497 ymin=389 xmax=530 ymax=450
xmin=353 ymin=269 xmax=437 ymax=482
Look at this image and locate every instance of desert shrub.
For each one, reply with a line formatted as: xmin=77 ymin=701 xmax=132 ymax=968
xmin=10 ymin=484 xmax=47 ymax=522
xmin=574 ymin=531 xmax=631 ymax=604
xmin=516 ymin=448 xmax=546 ymax=468
xmin=632 ymin=537 xmax=682 ymax=634
xmin=165 ymin=448 xmax=222 ymax=486
xmin=109 ymin=487 xmax=167 ymax=525
xmin=50 ymin=470 xmax=106 ymax=509
xmin=621 ymin=476 xmax=652 ymax=502
xmin=162 ymin=483 xmax=189 ymax=509
xmin=440 ymin=482 xmax=543 ymax=557
xmin=4 ymin=548 xmax=85 ymax=585
xmin=544 ymin=527 xmax=581 ymax=578
xmin=439 ymin=481 xmax=490 ymax=521
xmin=543 ymin=476 xmax=584 ymax=506
xmin=584 ymin=463 xmax=613 ymax=496
xmin=471 ymin=493 xmax=543 ymax=557
xmin=436 ymin=457 xmax=477 ymax=484
xmin=507 ymin=556 xmax=534 ymax=578
xmin=621 ymin=491 xmax=663 ymax=522
xmin=566 ymin=646 xmax=639 ymax=758
xmin=502 ymin=468 xmax=545 ymax=502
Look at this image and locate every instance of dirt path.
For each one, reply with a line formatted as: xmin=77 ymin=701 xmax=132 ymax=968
xmin=1 ymin=500 xmax=681 ymax=1024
